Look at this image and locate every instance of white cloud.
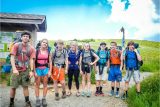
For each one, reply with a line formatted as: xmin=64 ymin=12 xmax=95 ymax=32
xmin=107 ymin=0 xmax=160 ymax=39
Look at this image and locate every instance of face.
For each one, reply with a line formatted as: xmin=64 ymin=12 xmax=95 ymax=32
xmin=100 ymin=45 xmax=106 ymax=50
xmin=110 ymin=43 xmax=116 ymax=49
xmin=57 ymin=43 xmax=63 ymax=50
xmin=70 ymin=44 xmax=76 ymax=51
xmin=21 ymin=34 xmax=30 ymax=43
xmin=128 ymin=44 xmax=134 ymax=50
xmin=84 ymin=43 xmax=90 ymax=51
xmin=41 ymin=40 xmax=48 ymax=48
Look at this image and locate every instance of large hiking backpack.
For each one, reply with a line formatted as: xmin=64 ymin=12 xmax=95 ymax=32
xmin=15 ymin=42 xmax=31 ymax=70
xmin=68 ymin=50 xmax=81 ymax=65
xmin=125 ymin=50 xmax=143 ymax=70
xmin=97 ymin=48 xmax=108 ymax=65
xmin=52 ymin=48 xmax=67 ymax=65
xmin=81 ymin=50 xmax=94 ymax=64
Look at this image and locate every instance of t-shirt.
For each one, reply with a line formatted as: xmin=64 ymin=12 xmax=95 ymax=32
xmin=52 ymin=49 xmax=68 ymax=65
xmin=109 ymin=49 xmax=121 ymax=65
xmin=10 ymin=42 xmax=35 ymax=71
xmin=81 ymin=50 xmax=94 ymax=64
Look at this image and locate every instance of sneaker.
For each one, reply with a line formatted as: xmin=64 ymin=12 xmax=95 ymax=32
xmin=95 ymin=91 xmax=99 ymax=96
xmin=81 ymin=91 xmax=86 ymax=97
xmin=24 ymin=101 xmax=32 ymax=107
xmin=121 ymin=93 xmax=127 ymax=100
xmin=109 ymin=90 xmax=114 ymax=96
xmin=86 ymin=91 xmax=91 ymax=97
xmin=55 ymin=93 xmax=60 ymax=101
xmin=9 ymin=102 xmax=14 ymax=107
xmin=115 ymin=91 xmax=120 ymax=98
xmin=99 ymin=91 xmax=104 ymax=96
xmin=42 ymin=98 xmax=47 ymax=107
xmin=36 ymin=99 xmax=41 ymax=107
xmin=62 ymin=91 xmax=66 ymax=99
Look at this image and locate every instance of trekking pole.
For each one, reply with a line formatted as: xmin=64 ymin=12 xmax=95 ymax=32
xmin=120 ymin=27 xmax=125 ymax=48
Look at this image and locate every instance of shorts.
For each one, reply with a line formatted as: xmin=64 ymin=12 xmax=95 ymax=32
xmin=95 ymin=66 xmax=108 ymax=81
xmin=36 ymin=67 xmax=49 ymax=76
xmin=82 ymin=64 xmax=91 ymax=74
xmin=51 ymin=66 xmax=65 ymax=82
xmin=124 ymin=70 xmax=140 ymax=83
xmin=10 ymin=69 xmax=30 ymax=88
xmin=108 ymin=65 xmax=122 ymax=82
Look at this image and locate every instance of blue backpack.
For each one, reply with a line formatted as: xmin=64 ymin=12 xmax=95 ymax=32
xmin=125 ymin=50 xmax=139 ymax=70
xmin=97 ymin=50 xmax=108 ymax=65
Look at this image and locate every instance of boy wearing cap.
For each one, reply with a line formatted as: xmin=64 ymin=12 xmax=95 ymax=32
xmin=95 ymin=42 xmax=109 ymax=96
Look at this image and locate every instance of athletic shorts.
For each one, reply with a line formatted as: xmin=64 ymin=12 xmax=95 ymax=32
xmin=108 ymin=65 xmax=122 ymax=82
xmin=124 ymin=70 xmax=140 ymax=83
xmin=82 ymin=64 xmax=91 ymax=74
xmin=10 ymin=69 xmax=30 ymax=88
xmin=35 ymin=67 xmax=49 ymax=76
xmin=51 ymin=66 xmax=65 ymax=82
xmin=95 ymin=66 xmax=108 ymax=81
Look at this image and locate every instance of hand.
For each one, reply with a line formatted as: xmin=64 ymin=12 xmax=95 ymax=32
xmin=80 ymin=70 xmax=83 ymax=75
xmin=68 ymin=61 xmax=71 ymax=65
xmin=76 ymin=61 xmax=78 ymax=65
xmin=13 ymin=69 xmax=19 ymax=76
xmin=29 ymin=72 xmax=33 ymax=78
xmin=65 ymin=69 xmax=68 ymax=74
xmin=89 ymin=62 xmax=94 ymax=66
xmin=120 ymin=66 xmax=123 ymax=71
xmin=48 ymin=71 xmax=51 ymax=77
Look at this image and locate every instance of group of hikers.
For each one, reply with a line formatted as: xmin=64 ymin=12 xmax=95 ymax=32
xmin=8 ymin=31 xmax=142 ymax=107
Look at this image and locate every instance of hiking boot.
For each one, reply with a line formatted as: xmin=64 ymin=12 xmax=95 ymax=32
xmin=99 ymin=91 xmax=104 ymax=96
xmin=36 ymin=99 xmax=41 ymax=107
xmin=121 ymin=93 xmax=127 ymax=100
xmin=86 ymin=91 xmax=91 ymax=97
xmin=81 ymin=91 xmax=86 ymax=97
xmin=95 ymin=91 xmax=99 ymax=96
xmin=115 ymin=91 xmax=120 ymax=98
xmin=62 ymin=91 xmax=66 ymax=99
xmin=9 ymin=102 xmax=14 ymax=107
xmin=55 ymin=93 xmax=60 ymax=101
xmin=109 ymin=90 xmax=114 ymax=96
xmin=42 ymin=98 xmax=47 ymax=107
xmin=24 ymin=101 xmax=32 ymax=107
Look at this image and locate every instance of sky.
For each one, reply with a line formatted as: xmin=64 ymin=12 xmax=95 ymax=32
xmin=0 ymin=0 xmax=160 ymax=41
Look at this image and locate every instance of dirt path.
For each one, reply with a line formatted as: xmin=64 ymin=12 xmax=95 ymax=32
xmin=0 ymin=72 xmax=152 ymax=107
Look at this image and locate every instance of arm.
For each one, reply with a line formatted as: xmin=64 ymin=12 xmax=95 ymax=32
xmin=79 ymin=55 xmax=82 ymax=73
xmin=134 ymin=49 xmax=142 ymax=61
xmin=49 ymin=53 xmax=52 ymax=75
xmin=91 ymin=53 xmax=99 ymax=65
xmin=120 ymin=51 xmax=123 ymax=70
xmin=10 ymin=55 xmax=19 ymax=75
xmin=65 ymin=57 xmax=68 ymax=74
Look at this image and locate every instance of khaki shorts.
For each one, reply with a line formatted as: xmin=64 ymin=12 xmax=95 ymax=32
xmin=124 ymin=70 xmax=140 ymax=83
xmin=10 ymin=69 xmax=30 ymax=88
xmin=95 ymin=66 xmax=108 ymax=81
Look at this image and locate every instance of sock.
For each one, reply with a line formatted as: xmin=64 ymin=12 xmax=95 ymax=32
xmin=10 ymin=98 xmax=14 ymax=103
xmin=25 ymin=96 xmax=29 ymax=102
xmin=116 ymin=87 xmax=119 ymax=92
xmin=100 ymin=86 xmax=102 ymax=92
xmin=111 ymin=87 xmax=114 ymax=91
xmin=96 ymin=87 xmax=99 ymax=92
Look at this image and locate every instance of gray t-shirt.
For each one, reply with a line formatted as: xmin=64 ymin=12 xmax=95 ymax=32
xmin=81 ymin=50 xmax=94 ymax=64
xmin=52 ymin=49 xmax=68 ymax=65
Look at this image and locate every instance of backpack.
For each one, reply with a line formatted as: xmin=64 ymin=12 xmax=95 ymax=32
xmin=35 ymin=49 xmax=50 ymax=68
xmin=68 ymin=50 xmax=81 ymax=65
xmin=15 ymin=42 xmax=31 ymax=70
xmin=97 ymin=48 xmax=108 ymax=65
xmin=109 ymin=49 xmax=121 ymax=65
xmin=52 ymin=48 xmax=67 ymax=65
xmin=125 ymin=50 xmax=143 ymax=70
xmin=81 ymin=50 xmax=94 ymax=64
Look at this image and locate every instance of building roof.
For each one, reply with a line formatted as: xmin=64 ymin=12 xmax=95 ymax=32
xmin=0 ymin=13 xmax=47 ymax=32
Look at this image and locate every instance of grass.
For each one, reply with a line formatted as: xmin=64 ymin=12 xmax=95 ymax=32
xmin=127 ymin=73 xmax=160 ymax=107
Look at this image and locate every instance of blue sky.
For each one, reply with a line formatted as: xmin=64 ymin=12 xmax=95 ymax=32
xmin=1 ymin=0 xmax=160 ymax=41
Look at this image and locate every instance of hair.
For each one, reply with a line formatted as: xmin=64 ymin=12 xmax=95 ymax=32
xmin=40 ymin=38 xmax=49 ymax=49
xmin=127 ymin=41 xmax=135 ymax=46
xmin=56 ymin=40 xmax=64 ymax=45
xmin=70 ymin=41 xmax=78 ymax=54
xmin=83 ymin=42 xmax=91 ymax=50
xmin=21 ymin=31 xmax=31 ymax=39
xmin=110 ymin=41 xmax=117 ymax=46
xmin=100 ymin=42 xmax=106 ymax=46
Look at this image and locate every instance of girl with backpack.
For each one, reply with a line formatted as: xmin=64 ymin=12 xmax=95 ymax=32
xmin=79 ymin=43 xmax=99 ymax=97
xmin=34 ymin=39 xmax=52 ymax=107
xmin=66 ymin=41 xmax=81 ymax=97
